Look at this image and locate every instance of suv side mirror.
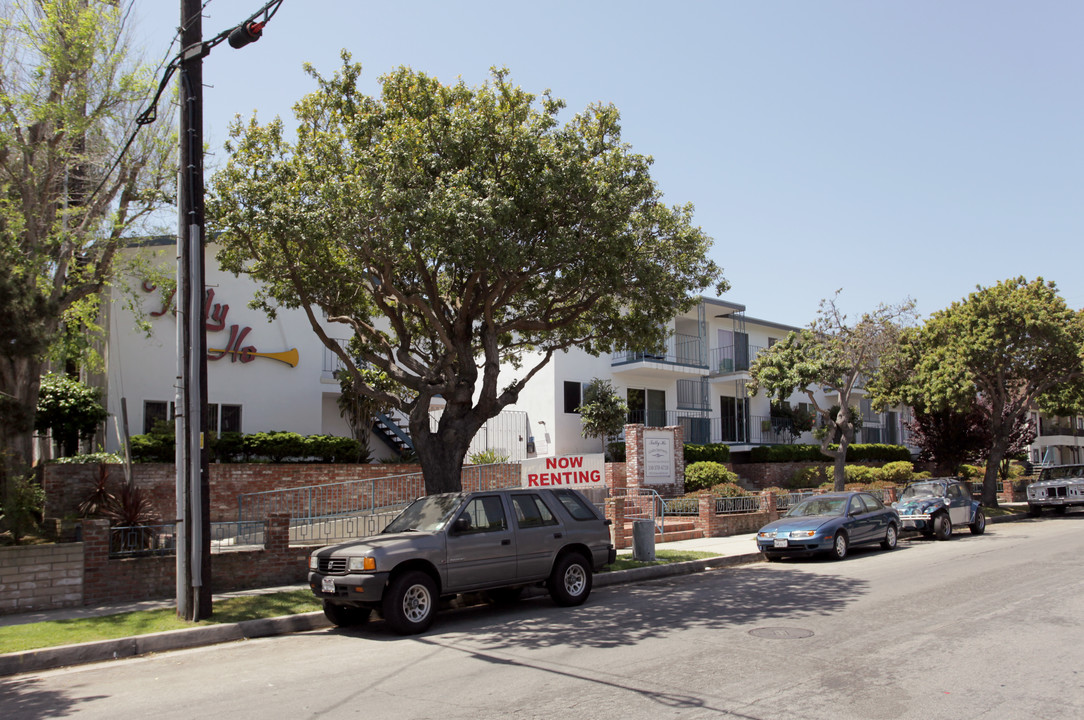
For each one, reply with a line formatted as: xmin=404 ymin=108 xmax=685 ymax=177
xmin=452 ymin=517 xmax=471 ymax=534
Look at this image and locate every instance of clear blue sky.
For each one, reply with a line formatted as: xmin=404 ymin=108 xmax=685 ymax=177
xmin=133 ymin=0 xmax=1083 ymax=328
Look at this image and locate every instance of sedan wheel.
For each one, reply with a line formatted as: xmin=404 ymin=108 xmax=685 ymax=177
xmin=830 ymin=532 xmax=848 ymax=560
xmin=881 ymin=523 xmax=898 ymax=550
xmin=969 ymin=510 xmax=986 ymax=535
xmin=933 ymin=513 xmax=953 ymax=541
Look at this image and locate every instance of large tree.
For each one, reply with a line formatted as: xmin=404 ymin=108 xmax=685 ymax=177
xmin=872 ymin=277 xmax=1084 ymax=506
xmin=0 ymin=0 xmax=173 ymax=505
xmin=209 ymin=57 xmax=724 ymax=494
xmin=748 ymin=292 xmax=916 ymax=491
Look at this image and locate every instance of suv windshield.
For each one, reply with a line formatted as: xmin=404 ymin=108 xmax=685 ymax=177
xmin=383 ymin=493 xmax=464 ymax=533
xmin=900 ymin=484 xmax=944 ymax=501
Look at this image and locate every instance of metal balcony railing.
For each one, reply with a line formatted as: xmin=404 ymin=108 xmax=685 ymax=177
xmin=612 ymin=333 xmax=705 ymax=369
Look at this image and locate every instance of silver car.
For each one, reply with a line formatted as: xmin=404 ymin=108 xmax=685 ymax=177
xmin=308 ymin=487 xmax=615 ymax=634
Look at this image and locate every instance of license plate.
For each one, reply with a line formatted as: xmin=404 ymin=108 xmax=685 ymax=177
xmin=321 ymin=576 xmax=336 ymax=594
xmin=773 ymin=538 xmax=789 ymax=548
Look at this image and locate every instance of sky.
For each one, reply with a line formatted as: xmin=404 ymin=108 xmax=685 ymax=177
xmin=131 ymin=0 xmax=1083 ymax=329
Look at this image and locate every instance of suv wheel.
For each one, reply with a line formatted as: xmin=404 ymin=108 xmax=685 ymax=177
xmin=383 ymin=570 xmax=437 ymax=635
xmin=548 ymin=553 xmax=592 ymax=606
xmin=969 ymin=510 xmax=986 ymax=535
xmin=1027 ymin=504 xmax=1043 ymax=518
xmin=323 ymin=601 xmax=371 ymax=627
xmin=933 ymin=512 xmax=953 ymax=541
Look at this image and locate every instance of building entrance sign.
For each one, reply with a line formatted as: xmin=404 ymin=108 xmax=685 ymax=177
xmin=644 ymin=430 xmax=675 ymax=485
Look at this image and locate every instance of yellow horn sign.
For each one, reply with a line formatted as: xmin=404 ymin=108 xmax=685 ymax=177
xmin=207 ymin=347 xmax=300 ymax=367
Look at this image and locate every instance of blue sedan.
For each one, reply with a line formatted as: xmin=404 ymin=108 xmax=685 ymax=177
xmin=756 ymin=492 xmax=901 ymax=561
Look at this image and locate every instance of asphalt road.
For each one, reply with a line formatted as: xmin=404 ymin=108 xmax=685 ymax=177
xmin=4 ymin=514 xmax=1083 ymax=720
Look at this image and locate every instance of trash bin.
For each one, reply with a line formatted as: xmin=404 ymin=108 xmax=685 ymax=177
xmin=632 ymin=519 xmax=655 ymax=562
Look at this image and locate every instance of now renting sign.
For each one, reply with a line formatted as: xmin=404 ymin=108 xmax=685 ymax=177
xmin=521 ymin=454 xmax=605 ymax=488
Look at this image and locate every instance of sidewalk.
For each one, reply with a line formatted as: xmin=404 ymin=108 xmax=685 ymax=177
xmin=0 ymin=532 xmax=763 ymax=677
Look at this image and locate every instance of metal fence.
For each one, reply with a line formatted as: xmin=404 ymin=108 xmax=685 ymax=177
xmin=235 ymin=464 xmax=520 ymax=546
xmin=715 ymin=494 xmax=762 ymax=515
xmin=108 ymin=521 xmax=268 ymax=559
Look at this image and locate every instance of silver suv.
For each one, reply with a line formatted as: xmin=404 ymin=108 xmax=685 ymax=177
xmin=308 ymin=487 xmax=616 ymax=634
xmin=1027 ymin=465 xmax=1084 ymax=517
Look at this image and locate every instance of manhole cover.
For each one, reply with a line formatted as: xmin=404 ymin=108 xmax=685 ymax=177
xmin=748 ymin=627 xmax=814 ymax=639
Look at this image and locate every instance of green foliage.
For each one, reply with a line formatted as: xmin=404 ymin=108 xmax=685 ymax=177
xmin=128 ymin=428 xmax=365 ymax=464
xmin=958 ymin=464 xmax=985 ymax=480
xmin=844 ymin=465 xmax=884 ymax=484
xmin=871 ymin=277 xmax=1084 ymax=502
xmin=684 ymin=461 xmax=738 ymax=492
xmin=208 ymin=57 xmax=725 ymax=495
xmin=750 ymin=443 xmax=910 ymax=463
xmin=0 ymin=0 xmax=174 ymax=494
xmin=788 ymin=466 xmax=828 ymax=489
xmin=34 ymin=374 xmax=109 ymax=456
xmin=607 ymin=442 xmax=626 ymax=462
xmin=51 ymin=451 xmax=123 ymax=464
xmin=0 ymin=473 xmax=46 ymax=544
xmin=467 ymin=449 xmax=511 ymax=464
xmin=706 ymin=481 xmax=750 ymax=497
xmin=878 ymin=461 xmax=916 ymax=484
xmin=684 ymin=443 xmax=731 ymax=464
xmin=579 ymin=379 xmax=629 ymax=456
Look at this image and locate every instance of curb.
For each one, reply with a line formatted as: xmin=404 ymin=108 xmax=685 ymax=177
xmin=0 ymin=554 xmax=763 ymax=677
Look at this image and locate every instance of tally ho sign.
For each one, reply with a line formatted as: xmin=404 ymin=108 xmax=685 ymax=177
xmin=522 ymin=454 xmax=605 ymax=488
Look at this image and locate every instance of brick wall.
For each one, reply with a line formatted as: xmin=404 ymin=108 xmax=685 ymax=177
xmin=42 ymin=462 xmax=530 ymax=523
xmin=0 ymin=543 xmax=84 ymax=614
xmin=78 ymin=515 xmax=323 ymax=607
xmin=732 ymin=461 xmax=888 ymax=489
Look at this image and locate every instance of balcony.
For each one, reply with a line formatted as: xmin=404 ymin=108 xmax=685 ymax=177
xmin=611 ymin=333 xmax=706 ymax=378
xmin=708 ymin=344 xmax=765 ymax=377
xmin=1039 ymin=421 xmax=1084 ymax=439
xmin=618 ymin=411 xmax=805 ymax=447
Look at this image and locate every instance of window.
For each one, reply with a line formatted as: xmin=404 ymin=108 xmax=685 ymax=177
xmin=564 ymin=381 xmax=583 ymax=414
xmin=143 ymin=401 xmax=173 ymax=434
xmin=512 ymin=494 xmax=558 ymax=528
xmin=860 ymin=493 xmax=884 ymax=511
xmin=458 ymin=496 xmax=508 ymax=533
xmin=553 ymin=489 xmax=600 ymax=521
xmin=849 ymin=495 xmax=870 ymax=515
xmin=220 ymin=404 xmax=242 ymax=433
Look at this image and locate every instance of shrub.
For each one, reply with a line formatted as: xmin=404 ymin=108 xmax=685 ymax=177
xmin=51 ymin=451 xmax=124 ymax=464
xmin=468 ymin=449 xmax=511 ymax=464
xmin=788 ymin=466 xmax=827 ymax=489
xmin=607 ymin=442 xmax=626 ymax=462
xmin=750 ymin=444 xmax=911 ymax=463
xmin=879 ymin=461 xmax=915 ymax=484
xmin=707 ymin=481 xmax=750 ymax=497
xmin=958 ymin=464 xmax=985 ymax=480
xmin=844 ymin=465 xmax=884 ymax=484
xmin=685 ymin=461 xmax=737 ymax=492
xmin=684 ymin=443 xmax=730 ymax=464
xmin=0 ymin=473 xmax=46 ymax=544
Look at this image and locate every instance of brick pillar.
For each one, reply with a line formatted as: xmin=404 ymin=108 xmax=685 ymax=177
xmin=606 ymin=496 xmax=628 ymax=550
xmin=625 ymin=424 xmax=644 ymax=491
xmin=759 ymin=490 xmax=779 ymax=522
xmin=81 ymin=518 xmax=110 ymax=605
xmin=606 ymin=462 xmax=627 ymax=493
xmin=266 ymin=513 xmax=290 ymax=553
xmin=884 ymin=486 xmax=898 ymax=503
xmin=697 ymin=493 xmax=719 ymax=536
xmin=1001 ymin=480 xmax=1016 ymax=503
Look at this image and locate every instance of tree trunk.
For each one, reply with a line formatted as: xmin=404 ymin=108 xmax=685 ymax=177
xmin=982 ymin=438 xmax=1007 ymax=508
xmin=0 ymin=355 xmax=45 ymax=510
xmin=409 ymin=401 xmax=483 ymax=495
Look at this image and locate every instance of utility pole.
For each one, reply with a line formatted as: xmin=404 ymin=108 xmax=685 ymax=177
xmin=177 ymin=0 xmax=212 ymax=621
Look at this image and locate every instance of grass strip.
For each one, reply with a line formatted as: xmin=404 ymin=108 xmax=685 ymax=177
xmin=603 ymin=549 xmax=718 ymax=572
xmin=0 ymin=590 xmax=322 ymax=655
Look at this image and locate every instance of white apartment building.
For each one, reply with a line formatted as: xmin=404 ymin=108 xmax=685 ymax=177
xmin=100 ymin=242 xmax=910 ymax=463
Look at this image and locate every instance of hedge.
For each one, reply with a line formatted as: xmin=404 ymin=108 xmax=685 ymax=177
xmin=749 ymin=443 xmax=911 ymax=463
xmin=129 ymin=429 xmax=365 ymax=463
xmin=684 ymin=443 xmax=731 ymax=464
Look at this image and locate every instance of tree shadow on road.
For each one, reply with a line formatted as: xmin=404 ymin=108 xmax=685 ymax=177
xmin=0 ymin=676 xmax=107 ymax=720
xmin=357 ymin=563 xmax=868 ymax=652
